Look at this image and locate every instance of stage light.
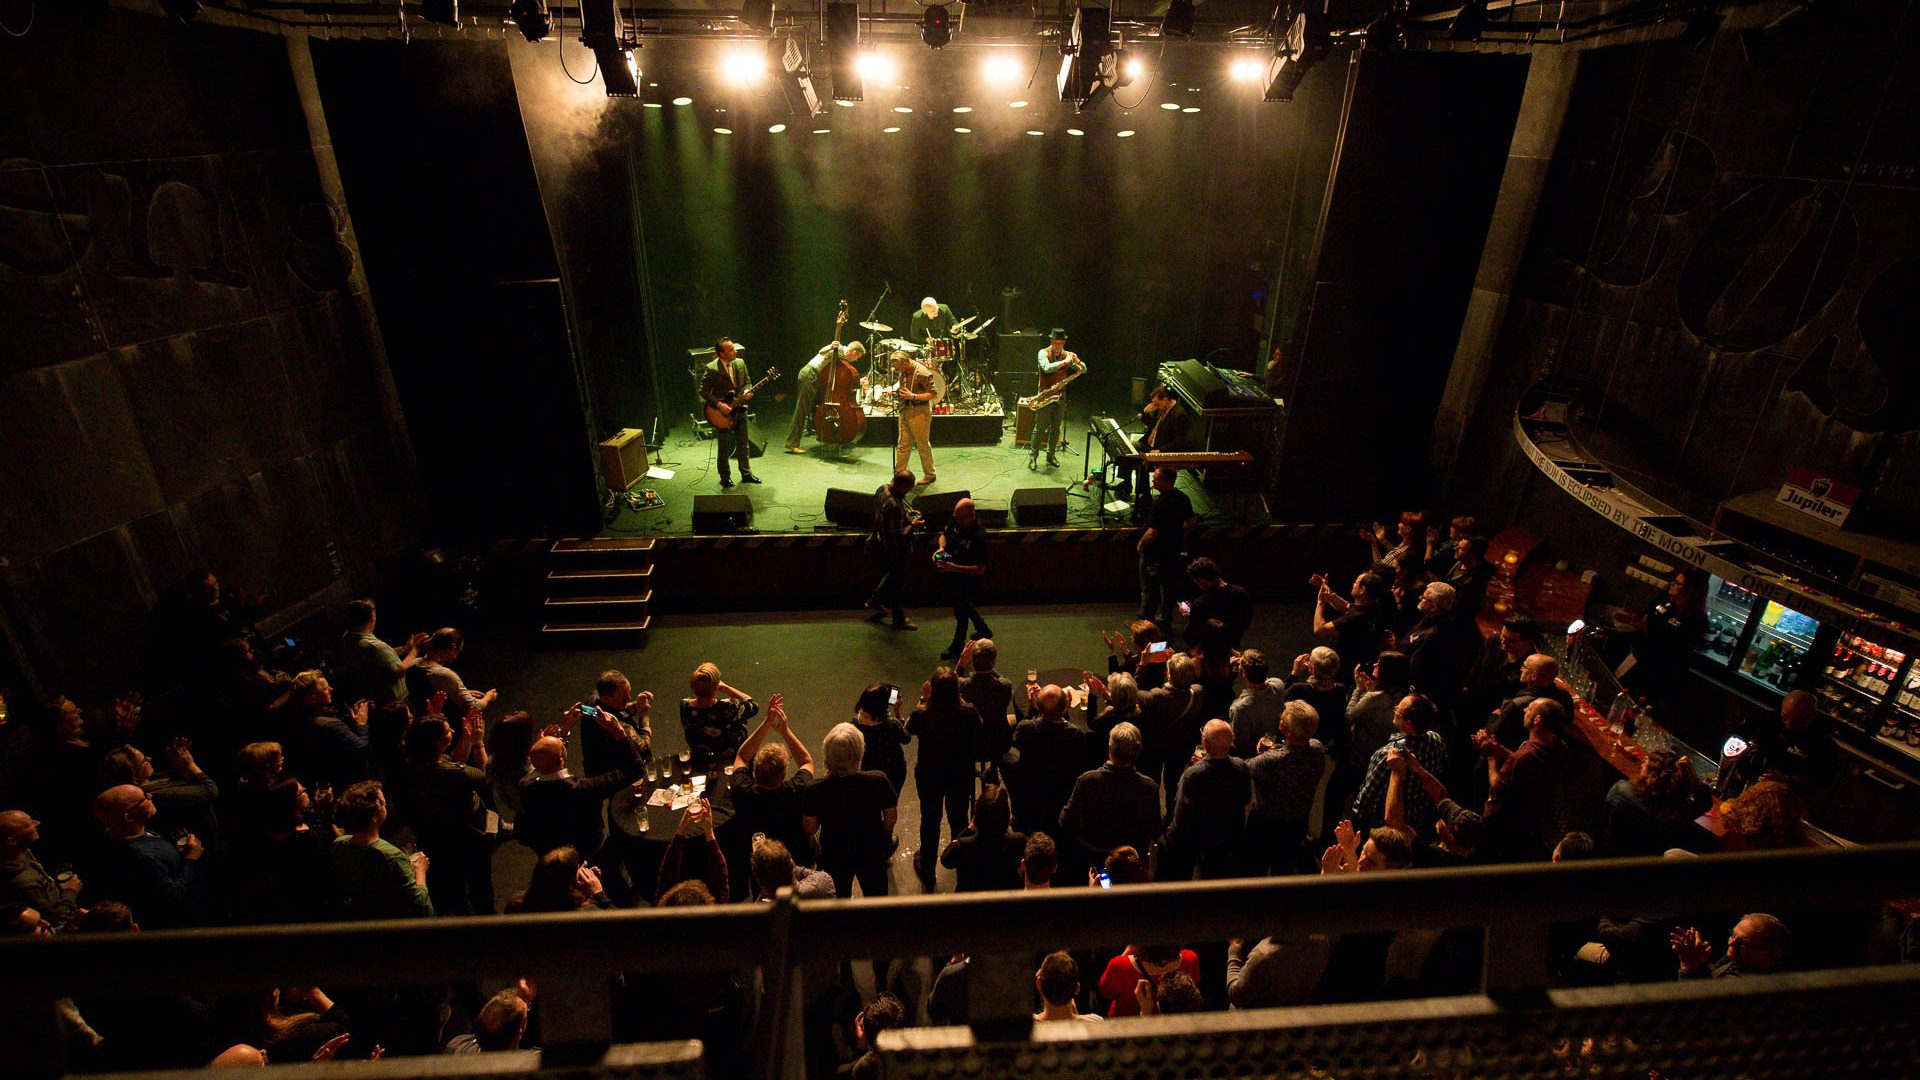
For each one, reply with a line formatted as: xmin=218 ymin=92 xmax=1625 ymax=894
xmin=952 ymin=106 xmax=972 ymax=113
xmin=1450 ymin=0 xmax=1488 ymax=40
xmin=893 ymin=106 xmax=914 ymax=113
xmin=921 ymin=5 xmax=952 ymax=48
xmin=1066 ymin=127 xmax=1085 ymax=136
xmin=739 ymin=0 xmax=773 ymax=32
xmin=1009 ymin=99 xmax=1030 ymax=108
xmin=1230 ymin=56 xmax=1264 ymax=82
xmin=855 ymin=51 xmax=897 ymax=84
xmin=883 ymin=126 xmax=902 ymax=133
xmin=714 ymin=127 xmax=734 ymax=134
xmin=1182 ymin=106 xmax=1200 ymax=113
xmin=826 ymin=2 xmax=862 ymax=101
xmin=1123 ymin=53 xmax=1145 ymax=83
xmin=599 ymin=49 xmax=641 ymax=97
xmin=1057 ymin=6 xmax=1113 ymax=104
xmin=813 ymin=128 xmax=831 ymax=133
xmin=1026 ymin=129 xmax=1045 ymax=135
xmin=1116 ymin=129 xmax=1135 ymax=137
xmin=774 ymin=34 xmax=826 ymax=117
xmin=421 ymin=0 xmax=459 ymax=26
xmin=1264 ymin=11 xmax=1328 ymax=102
xmin=983 ymin=54 xmax=1022 ymax=83
xmin=1159 ymin=102 xmax=1180 ymax=110
xmin=508 ymin=0 xmax=550 ymax=41
xmin=672 ymin=96 xmax=694 ymax=105
xmin=834 ymin=99 xmax=856 ymax=108
xmin=954 ymin=126 xmax=972 ymax=133
xmin=1162 ymin=0 xmax=1195 ymax=37
xmin=769 ymin=123 xmax=787 ymax=133
xmin=723 ymin=46 xmax=768 ymax=85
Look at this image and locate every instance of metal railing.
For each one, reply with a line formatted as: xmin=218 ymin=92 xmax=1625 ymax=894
xmin=7 ymin=843 xmax=1919 ymax=1078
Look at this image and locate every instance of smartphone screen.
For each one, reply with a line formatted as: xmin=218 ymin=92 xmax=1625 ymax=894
xmin=578 ymin=703 xmax=600 ymax=718
xmin=1149 ymin=641 xmax=1168 ymax=654
xmin=888 ymin=687 xmax=900 ymax=706
xmin=1096 ymin=870 xmax=1112 ymax=890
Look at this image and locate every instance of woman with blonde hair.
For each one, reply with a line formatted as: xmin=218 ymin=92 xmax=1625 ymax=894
xmin=679 ymin=661 xmax=758 ymax=773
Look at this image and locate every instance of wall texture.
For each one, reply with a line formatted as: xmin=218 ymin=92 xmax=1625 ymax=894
xmin=0 ymin=12 xmax=420 ymax=695
xmin=1452 ymin=0 xmax=1920 ymax=538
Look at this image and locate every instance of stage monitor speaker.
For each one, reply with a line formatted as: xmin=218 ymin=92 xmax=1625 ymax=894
xmin=913 ymin=489 xmax=972 ymax=530
xmin=823 ymin=487 xmax=873 ymax=530
xmin=692 ymin=494 xmax=752 ymax=533
xmin=997 ymin=331 xmax=1046 ymax=374
xmin=599 ymin=428 xmax=650 ymax=491
xmin=1011 ymin=486 xmax=1067 ymax=526
xmin=973 ymin=502 xmax=1009 ymax=529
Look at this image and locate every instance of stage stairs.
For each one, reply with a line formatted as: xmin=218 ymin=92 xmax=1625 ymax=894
xmin=539 ymin=537 xmax=655 ymax=643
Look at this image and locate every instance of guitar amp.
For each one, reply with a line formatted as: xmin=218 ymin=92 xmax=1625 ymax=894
xmin=599 ymin=428 xmax=650 ymax=491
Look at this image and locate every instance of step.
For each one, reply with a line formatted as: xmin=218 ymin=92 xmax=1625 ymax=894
xmin=546 ymin=565 xmax=654 ymax=598
xmin=539 ymin=617 xmax=652 ymax=636
xmin=551 ymin=537 xmax=657 ymax=555
xmin=543 ymin=592 xmax=653 ymax=610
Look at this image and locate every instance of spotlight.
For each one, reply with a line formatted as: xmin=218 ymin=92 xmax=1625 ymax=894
xmin=1162 ymin=0 xmax=1195 ymax=38
xmin=1230 ymin=56 xmax=1265 ymax=82
xmin=672 ymin=96 xmax=694 ymax=105
xmin=826 ymin=1 xmax=862 ymax=101
xmin=420 ymin=0 xmax=459 ymax=26
xmin=599 ymin=47 xmax=641 ymax=97
xmin=855 ymin=51 xmax=897 ymax=84
xmin=769 ymin=123 xmax=787 ymax=133
xmin=1264 ymin=11 xmax=1328 ymax=102
xmin=983 ymin=54 xmax=1022 ymax=83
xmin=775 ymin=35 xmax=826 ymax=117
xmin=508 ymin=0 xmax=551 ymax=41
xmin=1057 ymin=5 xmax=1112 ymax=104
xmin=739 ymin=0 xmax=774 ymax=32
xmin=723 ymin=46 xmax=768 ymax=85
xmin=580 ymin=0 xmax=622 ymax=48
xmin=921 ymin=5 xmax=952 ymax=48
xmin=1123 ymin=52 xmax=1144 ymax=83
xmin=1450 ymin=0 xmax=1488 ymax=41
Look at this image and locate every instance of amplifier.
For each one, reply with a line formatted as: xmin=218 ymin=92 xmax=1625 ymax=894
xmin=1011 ymin=486 xmax=1067 ymax=526
xmin=996 ymin=331 xmax=1047 ymax=375
xmin=599 ymin=428 xmax=650 ymax=491
xmin=692 ymin=494 xmax=751 ymax=533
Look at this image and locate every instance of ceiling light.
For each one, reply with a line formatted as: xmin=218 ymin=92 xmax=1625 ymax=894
xmin=673 ymin=96 xmax=694 ymax=106
xmin=953 ymin=106 xmax=972 ymax=113
xmin=1026 ymin=129 xmax=1045 ymax=135
xmin=954 ymin=126 xmax=971 ymax=133
xmin=1160 ymin=102 xmax=1180 ymax=110
xmin=714 ymin=127 xmax=734 ymax=134
xmin=1230 ymin=57 xmax=1264 ymax=83
xmin=768 ymin=123 xmax=787 ymax=133
xmin=883 ymin=126 xmax=901 ymax=133
xmin=983 ymin=55 xmax=1021 ymax=83
xmin=1123 ymin=54 xmax=1145 ymax=82
xmin=855 ymin=51 xmax=897 ymax=83
xmin=1116 ymin=129 xmax=1135 ymax=137
xmin=835 ymin=100 xmax=856 ymax=108
xmin=893 ymin=106 xmax=913 ymax=113
xmin=599 ymin=48 xmax=641 ymax=97
xmin=1067 ymin=128 xmax=1085 ymax=136
xmin=813 ymin=128 xmax=831 ymax=133
xmin=1009 ymin=100 xmax=1030 ymax=108
xmin=643 ymin=102 xmax=663 ymax=109
xmin=1182 ymin=106 xmax=1200 ymax=113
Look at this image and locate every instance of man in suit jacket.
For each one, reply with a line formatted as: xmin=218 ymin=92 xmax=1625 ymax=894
xmin=1131 ymin=385 xmax=1190 ymax=519
xmin=699 ymin=337 xmax=761 ymax=489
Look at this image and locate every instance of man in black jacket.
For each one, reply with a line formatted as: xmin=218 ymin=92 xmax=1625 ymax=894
xmin=517 ymin=705 xmax=646 ymax=861
xmin=1059 ymin=722 xmax=1162 ymax=874
xmin=1185 ymin=557 xmax=1253 ymax=650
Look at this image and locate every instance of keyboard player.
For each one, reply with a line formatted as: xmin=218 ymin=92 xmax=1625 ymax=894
xmin=1130 ymin=385 xmax=1191 ymax=521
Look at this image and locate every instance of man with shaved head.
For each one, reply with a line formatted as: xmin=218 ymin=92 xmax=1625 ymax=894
xmin=1163 ymin=719 xmax=1252 ymax=882
xmin=1005 ymin=683 xmax=1088 ymax=839
xmin=87 ymin=784 xmax=204 ymax=928
xmin=936 ymin=496 xmax=992 ymax=660
xmin=517 ymin=705 xmax=648 ymax=861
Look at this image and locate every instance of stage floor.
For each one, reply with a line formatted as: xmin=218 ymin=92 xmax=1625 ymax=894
xmin=600 ymin=423 xmax=1267 ymax=538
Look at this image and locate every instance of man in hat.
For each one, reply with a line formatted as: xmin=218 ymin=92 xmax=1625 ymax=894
xmin=1031 ymin=328 xmax=1084 ymax=470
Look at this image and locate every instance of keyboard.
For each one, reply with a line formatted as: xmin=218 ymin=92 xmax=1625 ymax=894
xmin=1142 ymin=451 xmax=1253 ymax=469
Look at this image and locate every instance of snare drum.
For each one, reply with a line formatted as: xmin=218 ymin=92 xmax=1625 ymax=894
xmin=929 ymin=338 xmax=953 ymax=361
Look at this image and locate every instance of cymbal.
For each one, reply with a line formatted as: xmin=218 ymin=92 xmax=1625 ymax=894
xmin=951 ymin=314 xmax=977 ymax=332
xmin=957 ymin=315 xmax=997 ymax=339
xmin=859 ymin=320 xmax=893 ymax=333
xmin=879 ymin=337 xmax=916 ymax=351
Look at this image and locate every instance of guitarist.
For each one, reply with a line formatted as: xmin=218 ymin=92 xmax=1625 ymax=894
xmin=1030 ymin=328 xmax=1084 ymax=470
xmin=700 ymin=337 xmax=762 ymax=488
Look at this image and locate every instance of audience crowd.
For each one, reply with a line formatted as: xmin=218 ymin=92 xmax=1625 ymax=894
xmin=0 ymin=532 xmax=1891 ymax=1077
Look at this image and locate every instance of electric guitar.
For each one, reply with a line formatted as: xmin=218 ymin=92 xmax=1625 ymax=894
xmin=704 ymin=367 xmax=782 ymax=430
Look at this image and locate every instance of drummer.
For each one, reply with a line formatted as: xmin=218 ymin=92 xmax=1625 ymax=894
xmin=908 ymin=296 xmax=956 ymax=349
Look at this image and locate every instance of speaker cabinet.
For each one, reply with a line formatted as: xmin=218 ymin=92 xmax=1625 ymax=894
xmin=692 ymin=494 xmax=752 ymax=533
xmin=996 ymin=331 xmax=1046 ymax=375
xmin=599 ymin=428 xmax=650 ymax=491
xmin=824 ymin=487 xmax=874 ymax=530
xmin=1011 ymin=486 xmax=1067 ymax=526
xmin=912 ymin=489 xmax=973 ymax=530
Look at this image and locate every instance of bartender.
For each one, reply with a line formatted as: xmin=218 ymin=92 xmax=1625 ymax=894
xmin=1724 ymin=689 xmax=1839 ymax=795
xmin=1623 ymin=571 xmax=1707 ymax=704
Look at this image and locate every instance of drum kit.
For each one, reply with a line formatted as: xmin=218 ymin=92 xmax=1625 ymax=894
xmin=860 ymin=313 xmax=998 ymax=411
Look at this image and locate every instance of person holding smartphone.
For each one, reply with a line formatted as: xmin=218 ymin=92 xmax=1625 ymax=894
xmin=1136 ymin=467 xmax=1195 ymax=629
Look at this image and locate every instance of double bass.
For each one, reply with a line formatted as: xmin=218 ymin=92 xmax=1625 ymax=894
xmin=813 ymin=300 xmax=866 ymax=444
